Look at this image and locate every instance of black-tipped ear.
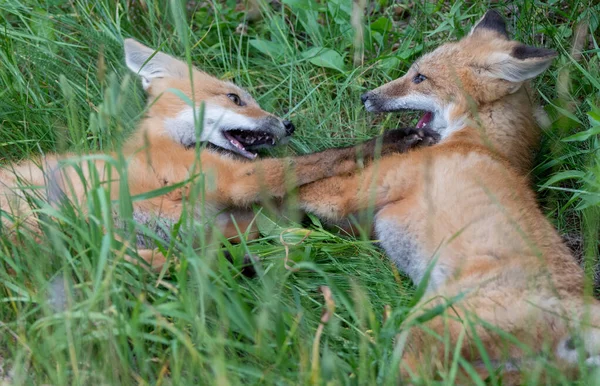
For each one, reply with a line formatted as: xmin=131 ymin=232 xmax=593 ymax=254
xmin=484 ymin=43 xmax=557 ymax=83
xmin=470 ymin=9 xmax=508 ymax=39
xmin=511 ymin=44 xmax=558 ymax=60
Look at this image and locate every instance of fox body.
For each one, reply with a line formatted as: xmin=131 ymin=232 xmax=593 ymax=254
xmin=0 ymin=39 xmax=296 ymax=262
xmin=0 ymin=39 xmax=434 ymax=269
xmin=298 ymin=11 xmax=599 ymax=381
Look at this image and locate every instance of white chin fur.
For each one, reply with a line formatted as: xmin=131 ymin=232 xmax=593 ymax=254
xmin=374 ymin=94 xmax=448 ymax=130
xmin=367 ymin=93 xmax=465 ymax=139
xmin=428 ymin=113 xmax=447 ymax=131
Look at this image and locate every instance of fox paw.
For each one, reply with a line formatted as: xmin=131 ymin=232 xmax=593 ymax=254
xmin=381 ymin=127 xmax=441 ymax=152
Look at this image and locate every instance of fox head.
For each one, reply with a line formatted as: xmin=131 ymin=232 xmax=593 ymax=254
xmin=124 ymin=39 xmax=294 ymax=159
xmin=361 ymin=10 xmax=557 ymax=138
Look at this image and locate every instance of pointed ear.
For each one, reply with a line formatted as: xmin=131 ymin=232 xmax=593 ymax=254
xmin=123 ymin=39 xmax=188 ymax=89
xmin=486 ymin=44 xmax=558 ymax=83
xmin=470 ymin=9 xmax=509 ymax=39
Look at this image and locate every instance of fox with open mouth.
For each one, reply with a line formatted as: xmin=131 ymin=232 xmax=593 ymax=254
xmin=0 ymin=39 xmax=436 ymax=270
xmin=297 ymin=9 xmax=600 ymax=383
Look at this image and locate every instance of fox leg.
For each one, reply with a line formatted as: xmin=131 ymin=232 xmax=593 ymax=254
xmin=399 ymin=315 xmax=484 ymax=382
xmin=400 ymin=295 xmax=600 ymax=384
xmin=127 ymin=248 xmax=169 ymax=271
xmin=296 ymin=152 xmax=425 ymax=222
xmin=214 ymin=209 xmax=260 ymax=243
xmin=117 ymin=199 xmax=260 ymax=271
xmin=0 ymin=156 xmax=100 ymax=239
xmin=214 ymin=147 xmax=367 ymax=207
xmin=206 ymin=128 xmax=436 ymax=207
xmin=399 ymin=305 xmax=529 ymax=385
xmin=119 ymin=145 xmax=389 ymax=270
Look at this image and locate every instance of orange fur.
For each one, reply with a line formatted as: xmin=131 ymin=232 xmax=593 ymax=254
xmin=298 ymin=10 xmax=600 ymax=383
xmin=0 ymin=39 xmax=431 ymax=271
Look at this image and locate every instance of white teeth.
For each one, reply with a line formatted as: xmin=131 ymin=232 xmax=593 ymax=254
xmin=231 ymin=140 xmax=244 ymax=150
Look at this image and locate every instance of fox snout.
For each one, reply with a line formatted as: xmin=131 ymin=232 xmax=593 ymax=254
xmin=259 ymin=115 xmax=292 ymax=138
xmin=360 ymin=85 xmax=409 ymax=113
xmin=360 ymin=90 xmax=386 ymax=112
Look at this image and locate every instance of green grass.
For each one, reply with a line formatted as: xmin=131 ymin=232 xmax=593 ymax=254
xmin=1 ymin=0 xmax=599 ymax=384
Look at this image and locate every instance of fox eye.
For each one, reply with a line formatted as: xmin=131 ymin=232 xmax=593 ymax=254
xmin=227 ymin=93 xmax=245 ymax=106
xmin=413 ymin=73 xmax=427 ymax=84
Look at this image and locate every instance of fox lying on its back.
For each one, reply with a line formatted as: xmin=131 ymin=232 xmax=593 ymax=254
xmin=0 ymin=39 xmax=436 ymax=270
xmin=297 ymin=10 xmax=599 ymax=383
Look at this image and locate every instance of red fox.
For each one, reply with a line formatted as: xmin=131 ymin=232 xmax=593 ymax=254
xmin=0 ymin=39 xmax=435 ymax=270
xmin=297 ymin=10 xmax=600 ymax=383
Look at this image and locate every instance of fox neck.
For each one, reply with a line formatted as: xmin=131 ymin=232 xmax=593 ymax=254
xmin=444 ymin=85 xmax=542 ymax=174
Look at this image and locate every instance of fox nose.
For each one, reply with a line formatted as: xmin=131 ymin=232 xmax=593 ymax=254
xmin=283 ymin=120 xmax=295 ymax=136
xmin=360 ymin=93 xmax=370 ymax=103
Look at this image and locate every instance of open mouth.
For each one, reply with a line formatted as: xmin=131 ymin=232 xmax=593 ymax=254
xmin=223 ymin=129 xmax=277 ymax=159
xmin=416 ymin=111 xmax=433 ymax=129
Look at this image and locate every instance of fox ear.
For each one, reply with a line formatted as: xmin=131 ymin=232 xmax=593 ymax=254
xmin=123 ymin=39 xmax=188 ymax=89
xmin=470 ymin=9 xmax=508 ymax=39
xmin=486 ymin=44 xmax=558 ymax=83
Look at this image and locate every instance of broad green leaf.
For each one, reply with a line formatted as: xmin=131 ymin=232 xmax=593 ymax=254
xmin=249 ymin=39 xmax=285 ymax=58
xmin=370 ymin=16 xmax=393 ymax=34
xmin=302 ymin=47 xmax=346 ymax=72
xmin=327 ymin=0 xmax=352 ymax=24
xmin=377 ymin=57 xmax=400 ymax=73
xmin=587 ymin=108 xmax=600 ymax=127
xmin=253 ymin=207 xmax=287 ymax=237
xmin=396 ymin=43 xmax=423 ymax=60
xmin=282 ymin=0 xmax=321 ymax=11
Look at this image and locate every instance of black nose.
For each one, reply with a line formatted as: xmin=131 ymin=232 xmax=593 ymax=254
xmin=283 ymin=120 xmax=295 ymax=136
xmin=360 ymin=93 xmax=370 ymax=103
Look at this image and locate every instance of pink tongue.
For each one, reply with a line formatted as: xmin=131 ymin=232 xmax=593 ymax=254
xmin=416 ymin=112 xmax=433 ymax=129
xmin=223 ymin=132 xmax=257 ymax=159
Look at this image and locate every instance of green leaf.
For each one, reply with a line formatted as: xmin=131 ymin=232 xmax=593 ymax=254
xmin=587 ymin=109 xmax=600 ymax=127
xmin=562 ymin=126 xmax=600 ymax=142
xmin=577 ymin=193 xmax=600 ymax=210
xmin=302 ymin=47 xmax=346 ymax=72
xmin=249 ymin=39 xmax=285 ymax=58
xmin=377 ymin=57 xmax=400 ymax=73
xmin=543 ymin=170 xmax=586 ymax=187
xmin=305 ymin=213 xmax=323 ymax=228
xmin=396 ymin=43 xmax=423 ymax=60
xmin=253 ymin=207 xmax=287 ymax=237
xmin=370 ymin=17 xmax=393 ymax=34
xmin=326 ymin=0 xmax=352 ymax=24
xmin=281 ymin=0 xmax=321 ymax=11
